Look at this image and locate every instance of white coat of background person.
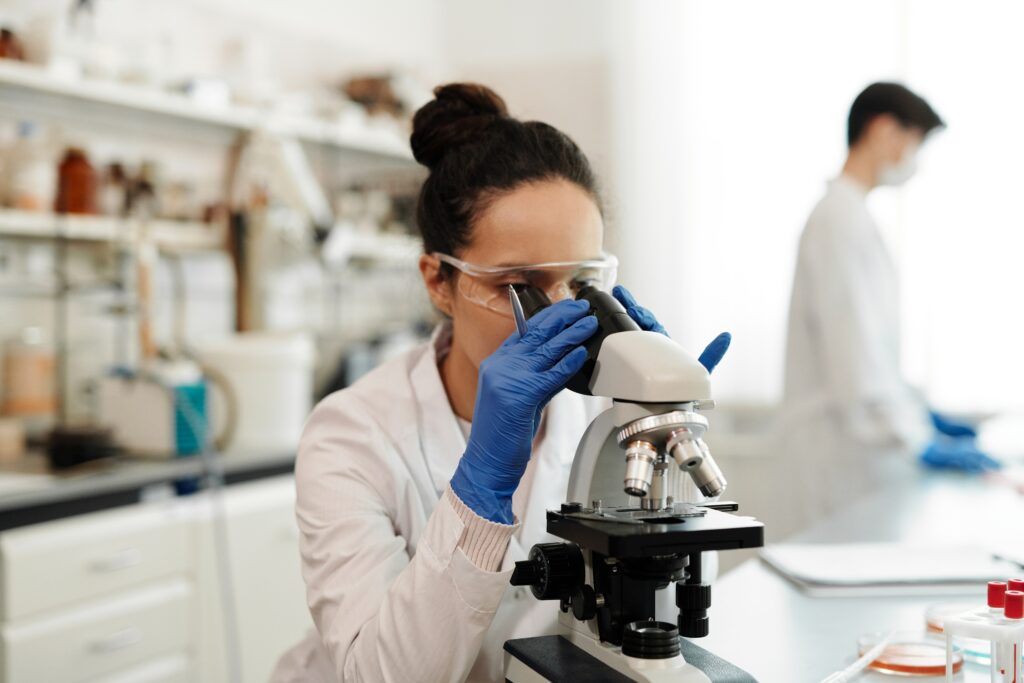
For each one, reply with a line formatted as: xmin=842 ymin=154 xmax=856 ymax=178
xmin=271 ymin=83 xmax=730 ymax=683
xmin=781 ymin=82 xmax=1000 ymax=531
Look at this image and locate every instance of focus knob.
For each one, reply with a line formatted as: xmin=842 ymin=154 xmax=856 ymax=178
xmin=509 ymin=543 xmax=584 ymax=601
xmin=677 ymin=583 xmax=711 ymax=638
xmin=622 ymin=621 xmax=681 ymax=660
xmin=570 ymin=585 xmax=598 ymax=621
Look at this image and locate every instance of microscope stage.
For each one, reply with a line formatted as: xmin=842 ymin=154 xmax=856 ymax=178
xmin=546 ymin=506 xmax=764 ymax=558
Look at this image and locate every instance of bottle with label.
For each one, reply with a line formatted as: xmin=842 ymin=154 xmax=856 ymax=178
xmin=0 ymin=27 xmax=26 ymax=61
xmin=1 ymin=327 xmax=57 ymax=436
xmin=54 ymin=147 xmax=98 ymax=215
xmin=3 ymin=122 xmax=56 ymax=212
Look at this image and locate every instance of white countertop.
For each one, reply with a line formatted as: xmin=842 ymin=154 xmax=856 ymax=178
xmin=0 ymin=449 xmax=294 ymax=525
xmin=703 ymin=469 xmax=1024 ymax=682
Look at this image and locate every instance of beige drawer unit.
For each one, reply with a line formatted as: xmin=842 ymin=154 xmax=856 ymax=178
xmin=86 ymin=652 xmax=192 ymax=683
xmin=1 ymin=579 xmax=191 ymax=683
xmin=0 ymin=502 xmax=190 ymax=621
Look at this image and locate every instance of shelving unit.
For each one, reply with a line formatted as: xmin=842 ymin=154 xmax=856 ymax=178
xmin=337 ymin=229 xmax=421 ymax=264
xmin=0 ymin=60 xmax=413 ymax=161
xmin=0 ymin=209 xmax=225 ymax=252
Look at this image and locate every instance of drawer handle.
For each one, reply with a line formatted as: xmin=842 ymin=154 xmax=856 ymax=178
xmin=89 ymin=626 xmax=142 ymax=654
xmin=88 ymin=548 xmax=143 ymax=573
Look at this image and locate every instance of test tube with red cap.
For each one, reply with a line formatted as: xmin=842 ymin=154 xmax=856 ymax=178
xmin=990 ymin=581 xmax=1008 ymax=612
xmin=1008 ymin=578 xmax=1024 ymax=594
xmin=995 ymin=587 xmax=1023 ymax=683
xmin=1005 ymin=591 xmax=1024 ymax=620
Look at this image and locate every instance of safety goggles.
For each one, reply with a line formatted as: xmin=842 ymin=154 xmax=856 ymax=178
xmin=432 ymin=252 xmax=618 ymax=317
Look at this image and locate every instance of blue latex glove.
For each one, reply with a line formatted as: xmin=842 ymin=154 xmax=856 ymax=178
xmin=929 ymin=410 xmax=978 ymax=439
xmin=919 ymin=439 xmax=1001 ymax=474
xmin=451 ymin=300 xmax=598 ymax=523
xmin=612 ymin=285 xmax=732 ymax=373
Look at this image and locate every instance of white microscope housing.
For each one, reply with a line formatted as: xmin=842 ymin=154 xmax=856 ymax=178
xmin=504 ymin=293 xmax=763 ymax=683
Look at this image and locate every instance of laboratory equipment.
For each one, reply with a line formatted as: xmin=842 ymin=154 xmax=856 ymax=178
xmin=943 ymin=580 xmax=1024 ymax=682
xmin=193 ymin=332 xmax=313 ymax=454
xmin=1 ymin=327 xmax=56 ymax=436
xmin=46 ymin=213 xmax=115 ymax=469
xmin=854 ymin=632 xmax=962 ymax=677
xmin=508 ymin=284 xmax=528 ymax=337
xmin=98 ymin=359 xmax=225 ymax=458
xmin=821 ymin=632 xmax=895 ymax=683
xmin=503 ymin=286 xmax=763 ymax=682
xmin=926 ymin=602 xmax=993 ymax=664
xmin=0 ymin=418 xmax=26 ymax=462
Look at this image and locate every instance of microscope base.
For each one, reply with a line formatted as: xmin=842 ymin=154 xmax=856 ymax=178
xmin=504 ymin=636 xmax=757 ymax=683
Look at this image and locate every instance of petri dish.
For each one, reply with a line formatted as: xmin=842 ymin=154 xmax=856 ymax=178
xmin=857 ymin=632 xmax=963 ymax=676
xmin=925 ymin=602 xmax=994 ymax=665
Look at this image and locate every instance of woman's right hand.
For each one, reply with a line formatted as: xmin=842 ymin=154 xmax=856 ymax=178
xmin=450 ymin=299 xmax=598 ymax=524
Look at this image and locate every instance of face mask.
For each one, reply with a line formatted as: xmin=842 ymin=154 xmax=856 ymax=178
xmin=878 ymin=145 xmax=919 ymax=187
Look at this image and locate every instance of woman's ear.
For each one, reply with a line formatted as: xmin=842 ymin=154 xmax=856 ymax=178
xmin=419 ymin=253 xmax=454 ymax=317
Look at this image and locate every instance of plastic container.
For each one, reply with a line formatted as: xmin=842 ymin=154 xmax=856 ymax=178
xmin=194 ymin=332 xmax=314 ymax=455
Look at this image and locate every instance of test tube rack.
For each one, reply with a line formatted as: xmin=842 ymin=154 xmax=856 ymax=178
xmin=944 ymin=581 xmax=1024 ymax=683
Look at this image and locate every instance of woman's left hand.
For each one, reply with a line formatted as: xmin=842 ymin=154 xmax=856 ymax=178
xmin=612 ymin=285 xmax=732 ymax=373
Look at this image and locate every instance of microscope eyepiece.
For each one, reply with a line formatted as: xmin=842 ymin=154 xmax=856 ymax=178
xmin=511 ymin=284 xmax=639 ymax=396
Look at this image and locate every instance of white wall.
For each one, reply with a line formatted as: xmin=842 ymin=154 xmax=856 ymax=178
xmin=606 ymin=0 xmax=913 ymax=405
xmin=437 ymin=0 xmax=614 ymax=180
xmin=900 ymin=0 xmax=1024 ymax=413
xmin=603 ymin=0 xmax=1024 ymax=415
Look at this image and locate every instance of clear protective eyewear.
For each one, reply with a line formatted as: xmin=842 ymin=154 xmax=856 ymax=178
xmin=432 ymin=251 xmax=618 ymax=317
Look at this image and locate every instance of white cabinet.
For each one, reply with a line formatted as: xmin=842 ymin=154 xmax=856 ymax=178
xmin=86 ymin=653 xmax=192 ymax=683
xmin=0 ymin=504 xmax=191 ymax=621
xmin=0 ymin=474 xmax=310 ymax=683
xmin=192 ymin=476 xmax=312 ymax=683
xmin=2 ymin=581 xmax=191 ymax=682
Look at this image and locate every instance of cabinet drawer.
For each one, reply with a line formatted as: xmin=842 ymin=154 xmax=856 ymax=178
xmin=0 ymin=502 xmax=190 ymax=620
xmin=87 ymin=652 xmax=191 ymax=683
xmin=2 ymin=579 xmax=191 ymax=683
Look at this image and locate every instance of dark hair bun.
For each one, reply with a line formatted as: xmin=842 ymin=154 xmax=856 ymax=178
xmin=410 ymin=83 xmax=508 ymax=169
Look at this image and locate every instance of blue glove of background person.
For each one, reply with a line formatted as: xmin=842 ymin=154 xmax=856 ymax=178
xmin=451 ymin=300 xmax=598 ymax=524
xmin=929 ymin=410 xmax=978 ymax=439
xmin=612 ymin=285 xmax=732 ymax=373
xmin=919 ymin=439 xmax=1001 ymax=474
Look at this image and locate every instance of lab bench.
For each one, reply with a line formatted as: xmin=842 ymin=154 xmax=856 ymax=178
xmin=0 ymin=452 xmax=308 ymax=683
xmin=701 ymin=470 xmax=1024 ymax=681
xmin=0 ymin=450 xmax=295 ymax=531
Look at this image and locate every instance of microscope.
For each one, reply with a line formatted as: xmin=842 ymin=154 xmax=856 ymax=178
xmin=503 ymin=287 xmax=763 ymax=683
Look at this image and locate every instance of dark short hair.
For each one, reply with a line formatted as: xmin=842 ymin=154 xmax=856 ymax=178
xmin=847 ymin=82 xmax=944 ymax=147
xmin=410 ymin=83 xmax=600 ymax=260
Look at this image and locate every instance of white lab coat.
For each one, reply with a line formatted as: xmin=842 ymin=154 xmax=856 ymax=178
xmin=271 ymin=323 xmax=608 ymax=683
xmin=781 ymin=175 xmax=929 ymax=525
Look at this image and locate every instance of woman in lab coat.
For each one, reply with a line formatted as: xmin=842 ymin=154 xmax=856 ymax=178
xmin=272 ymin=83 xmax=727 ymax=683
xmin=782 ymin=82 xmax=998 ymax=531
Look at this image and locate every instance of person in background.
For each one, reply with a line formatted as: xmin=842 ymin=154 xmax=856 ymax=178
xmin=272 ymin=83 xmax=730 ymax=683
xmin=782 ymin=82 xmax=1000 ymax=523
